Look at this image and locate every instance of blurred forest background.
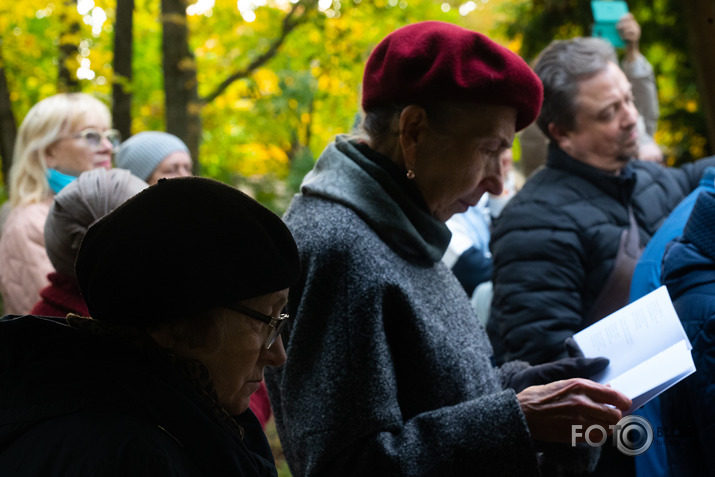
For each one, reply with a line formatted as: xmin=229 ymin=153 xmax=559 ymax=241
xmin=1 ymin=0 xmax=714 ymax=215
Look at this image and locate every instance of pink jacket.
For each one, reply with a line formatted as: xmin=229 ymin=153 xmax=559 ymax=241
xmin=0 ymin=199 xmax=54 ymax=315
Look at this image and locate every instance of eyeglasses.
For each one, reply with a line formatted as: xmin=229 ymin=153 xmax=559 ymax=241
xmin=224 ymin=303 xmax=289 ymax=350
xmin=63 ymin=128 xmax=122 ymax=150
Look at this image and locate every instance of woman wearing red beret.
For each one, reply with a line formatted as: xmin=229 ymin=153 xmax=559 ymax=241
xmin=266 ymin=21 xmax=631 ymax=476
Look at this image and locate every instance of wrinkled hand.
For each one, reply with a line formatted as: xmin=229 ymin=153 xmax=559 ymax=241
xmin=518 ymin=378 xmax=632 ymax=443
xmin=617 ymin=13 xmax=641 ymax=44
xmin=507 ymin=337 xmax=609 ymax=393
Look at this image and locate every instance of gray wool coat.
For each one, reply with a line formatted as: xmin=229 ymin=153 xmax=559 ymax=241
xmin=266 ymin=136 xmax=543 ymax=476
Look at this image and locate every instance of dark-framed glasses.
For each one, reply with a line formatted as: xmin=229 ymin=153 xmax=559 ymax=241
xmin=224 ymin=303 xmax=289 ymax=350
xmin=67 ymin=128 xmax=122 ymax=150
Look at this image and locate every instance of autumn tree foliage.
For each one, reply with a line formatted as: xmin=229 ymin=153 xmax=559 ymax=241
xmin=1 ymin=0 xmax=711 ymax=210
xmin=0 ymin=0 xmax=473 ymax=210
xmin=496 ymin=0 xmax=715 ymax=166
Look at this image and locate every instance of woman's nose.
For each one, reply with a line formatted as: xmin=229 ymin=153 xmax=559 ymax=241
xmin=483 ymin=174 xmax=504 ymax=197
xmin=483 ymin=157 xmax=505 ymax=196
xmin=263 ymin=335 xmax=287 ymax=367
xmin=99 ymin=136 xmax=115 ymax=152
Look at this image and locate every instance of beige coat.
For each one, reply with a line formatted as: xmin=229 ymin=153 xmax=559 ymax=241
xmin=0 ymin=198 xmax=54 ymax=315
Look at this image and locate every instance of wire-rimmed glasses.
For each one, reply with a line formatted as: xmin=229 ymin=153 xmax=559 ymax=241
xmin=63 ymin=128 xmax=122 ymax=150
xmin=224 ymin=303 xmax=289 ymax=349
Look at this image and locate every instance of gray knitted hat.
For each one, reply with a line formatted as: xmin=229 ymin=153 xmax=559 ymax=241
xmin=115 ymin=131 xmax=189 ymax=181
xmin=44 ymin=168 xmax=149 ymax=277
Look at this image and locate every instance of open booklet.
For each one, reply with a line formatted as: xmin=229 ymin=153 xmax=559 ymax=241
xmin=572 ymin=285 xmax=696 ymax=415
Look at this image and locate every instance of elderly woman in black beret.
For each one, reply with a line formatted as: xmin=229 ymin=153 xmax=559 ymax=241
xmin=0 ymin=177 xmax=299 ymax=476
xmin=266 ymin=21 xmax=631 ymax=476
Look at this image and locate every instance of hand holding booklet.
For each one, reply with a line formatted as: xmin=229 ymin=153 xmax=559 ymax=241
xmin=572 ymin=285 xmax=695 ymax=415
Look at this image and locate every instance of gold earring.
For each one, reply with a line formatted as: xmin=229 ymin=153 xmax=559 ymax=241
xmin=406 ymin=169 xmax=415 ymax=180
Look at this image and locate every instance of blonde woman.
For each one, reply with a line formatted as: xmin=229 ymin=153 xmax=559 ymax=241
xmin=0 ymin=93 xmax=119 ymax=314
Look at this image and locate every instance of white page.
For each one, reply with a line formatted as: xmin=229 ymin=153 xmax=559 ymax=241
xmin=573 ymin=286 xmax=690 ymax=384
xmin=605 ymin=339 xmax=695 ymax=415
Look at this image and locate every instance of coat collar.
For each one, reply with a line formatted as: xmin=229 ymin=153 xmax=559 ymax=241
xmin=546 ymin=143 xmax=637 ymax=203
xmin=300 ymin=136 xmax=451 ymax=264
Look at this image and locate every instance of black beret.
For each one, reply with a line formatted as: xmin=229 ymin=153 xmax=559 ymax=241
xmin=75 ymin=177 xmax=300 ymax=327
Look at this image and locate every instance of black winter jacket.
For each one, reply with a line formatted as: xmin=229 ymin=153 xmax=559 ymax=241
xmin=0 ymin=315 xmax=277 ymax=477
xmin=488 ymin=144 xmax=715 ymax=365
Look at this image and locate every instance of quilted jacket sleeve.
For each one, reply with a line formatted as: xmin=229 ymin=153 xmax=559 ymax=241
xmin=488 ymin=205 xmax=586 ymax=366
xmin=0 ymin=200 xmax=54 ymax=315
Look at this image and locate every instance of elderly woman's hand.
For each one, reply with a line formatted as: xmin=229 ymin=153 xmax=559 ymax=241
xmin=517 ymin=378 xmax=631 ymax=443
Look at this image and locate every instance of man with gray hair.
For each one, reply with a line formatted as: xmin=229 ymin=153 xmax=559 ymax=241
xmin=488 ymin=36 xmax=714 ymax=368
xmin=488 ymin=37 xmax=715 ymax=474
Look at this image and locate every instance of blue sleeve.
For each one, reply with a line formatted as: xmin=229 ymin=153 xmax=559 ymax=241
xmin=451 ymin=246 xmax=492 ymax=296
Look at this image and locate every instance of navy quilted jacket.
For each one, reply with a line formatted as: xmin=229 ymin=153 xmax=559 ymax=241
xmin=488 ymin=144 xmax=715 ymax=365
xmin=660 ymin=191 xmax=715 ymax=476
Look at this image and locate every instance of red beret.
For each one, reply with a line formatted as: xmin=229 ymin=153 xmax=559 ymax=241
xmin=362 ymin=21 xmax=543 ymax=131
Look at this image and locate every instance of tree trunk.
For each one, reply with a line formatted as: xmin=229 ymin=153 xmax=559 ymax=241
xmin=161 ymin=0 xmax=200 ymax=169
xmin=0 ymin=45 xmax=17 ymax=189
xmin=58 ymin=0 xmax=81 ymax=92
xmin=113 ymin=0 xmax=134 ymax=142
xmin=680 ymin=0 xmax=715 ymax=147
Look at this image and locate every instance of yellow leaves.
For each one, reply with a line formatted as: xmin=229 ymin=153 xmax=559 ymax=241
xmin=655 ymin=121 xmax=707 ymax=166
xmin=309 ymin=30 xmax=322 ymax=43
xmin=231 ymin=143 xmax=290 ymax=177
xmin=233 ymin=99 xmax=254 ymax=110
xmin=685 ymin=100 xmax=698 ymax=113
xmin=59 ymin=32 xmax=83 ymax=46
xmin=253 ymin=68 xmax=280 ymax=96
xmin=689 ymin=134 xmax=707 ymax=159
xmin=140 ymin=104 xmax=154 ymax=118
xmin=39 ymin=83 xmax=55 ymax=97
xmin=508 ymin=35 xmax=523 ymax=54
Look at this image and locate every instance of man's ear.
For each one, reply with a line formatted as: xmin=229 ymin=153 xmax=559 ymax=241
xmin=398 ymin=105 xmax=429 ymax=172
xmin=548 ymin=122 xmax=573 ymax=152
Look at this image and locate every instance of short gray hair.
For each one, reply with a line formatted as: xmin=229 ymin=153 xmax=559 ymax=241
xmin=359 ymin=101 xmax=489 ymax=149
xmin=533 ymin=37 xmax=617 ymax=140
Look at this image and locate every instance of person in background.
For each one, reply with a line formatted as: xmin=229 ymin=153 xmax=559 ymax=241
xmin=659 ymin=190 xmax=715 ymax=476
xmin=267 ymin=21 xmax=630 ymax=477
xmin=628 ymin=166 xmax=715 ymax=477
xmin=117 ymin=130 xmax=272 ymax=430
xmin=0 ymin=177 xmax=299 ymax=476
xmin=115 ymin=131 xmax=193 ymax=185
xmin=617 ymin=14 xmax=659 ymax=145
xmin=0 ymin=93 xmax=119 ymax=315
xmin=518 ymin=12 xmax=662 ymax=177
xmin=488 ymin=35 xmax=715 ymax=476
xmin=630 ymin=166 xmax=715 ymax=302
xmin=30 ymin=168 xmax=148 ymax=317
